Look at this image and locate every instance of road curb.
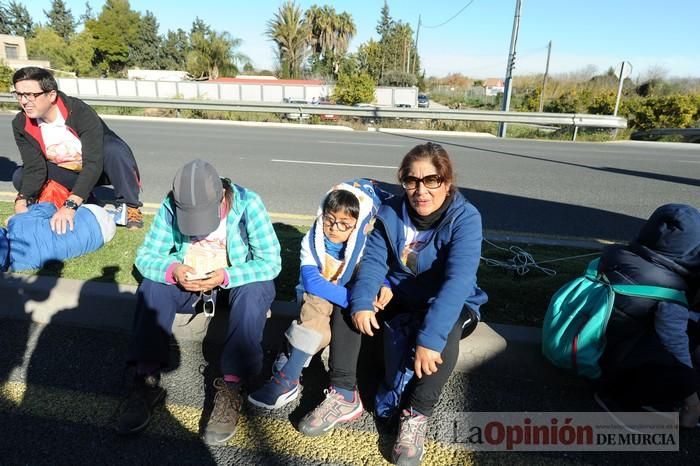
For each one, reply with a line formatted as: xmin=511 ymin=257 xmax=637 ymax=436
xmin=0 ymin=272 xmax=553 ymax=378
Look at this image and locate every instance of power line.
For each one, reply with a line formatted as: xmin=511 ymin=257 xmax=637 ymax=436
xmin=423 ymin=0 xmax=477 ymax=29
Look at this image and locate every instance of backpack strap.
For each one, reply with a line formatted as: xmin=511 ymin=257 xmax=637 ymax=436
xmin=584 ymin=257 xmax=688 ymax=306
xmin=612 ymin=283 xmax=688 ymax=306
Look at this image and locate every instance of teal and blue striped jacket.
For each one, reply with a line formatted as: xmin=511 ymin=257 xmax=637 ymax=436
xmin=135 ymin=184 xmax=281 ymax=288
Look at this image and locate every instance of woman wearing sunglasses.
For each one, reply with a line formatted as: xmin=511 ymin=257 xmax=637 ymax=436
xmin=298 ymin=142 xmax=487 ymax=465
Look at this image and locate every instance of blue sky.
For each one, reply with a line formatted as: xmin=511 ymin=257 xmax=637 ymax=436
xmin=24 ymin=0 xmax=700 ymax=79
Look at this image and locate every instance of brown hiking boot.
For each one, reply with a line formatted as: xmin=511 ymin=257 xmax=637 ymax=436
xmin=203 ymin=378 xmax=243 ymax=445
xmin=126 ymin=206 xmax=143 ymax=229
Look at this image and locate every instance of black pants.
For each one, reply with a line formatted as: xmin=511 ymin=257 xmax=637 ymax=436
xmin=328 ymin=303 xmax=466 ymax=417
xmin=13 ymin=133 xmax=142 ymax=208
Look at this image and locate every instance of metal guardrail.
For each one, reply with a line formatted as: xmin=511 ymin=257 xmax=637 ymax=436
xmin=631 ymin=128 xmax=700 ymax=143
xmin=0 ymin=93 xmax=627 ymax=138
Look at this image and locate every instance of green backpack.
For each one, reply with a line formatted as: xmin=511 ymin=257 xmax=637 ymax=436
xmin=541 ymin=258 xmax=688 ymax=379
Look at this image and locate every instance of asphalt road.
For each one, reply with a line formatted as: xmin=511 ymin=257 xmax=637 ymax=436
xmin=1 ymin=115 xmax=698 ymax=240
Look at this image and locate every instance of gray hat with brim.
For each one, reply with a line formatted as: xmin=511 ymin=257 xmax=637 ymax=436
xmin=172 ymin=159 xmax=223 ymax=237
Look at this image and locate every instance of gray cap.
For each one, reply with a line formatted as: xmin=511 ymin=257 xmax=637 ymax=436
xmin=172 ymin=160 xmax=223 ymax=237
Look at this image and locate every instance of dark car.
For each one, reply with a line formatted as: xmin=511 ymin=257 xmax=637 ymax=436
xmin=417 ymin=94 xmax=429 ymax=108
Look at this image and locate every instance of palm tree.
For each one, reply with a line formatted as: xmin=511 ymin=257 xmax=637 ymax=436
xmin=187 ymin=30 xmax=249 ymax=79
xmin=332 ymin=12 xmax=356 ymax=74
xmin=305 ymin=5 xmax=355 ymax=78
xmin=266 ymin=1 xmax=309 ymax=79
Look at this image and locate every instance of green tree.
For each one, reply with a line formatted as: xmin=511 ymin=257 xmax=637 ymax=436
xmin=0 ymin=60 xmax=13 ymax=91
xmin=87 ymin=0 xmax=140 ymax=75
xmin=305 ymin=5 xmax=356 ymax=78
xmin=379 ymin=70 xmax=416 ymax=87
xmin=130 ymin=11 xmax=161 ymax=69
xmin=67 ymin=29 xmax=96 ymax=75
xmin=266 ymin=1 xmax=309 ymax=79
xmin=27 ymin=26 xmax=70 ymax=70
xmin=355 ymin=39 xmax=382 ymax=81
xmin=79 ymin=1 xmax=94 ymax=25
xmin=187 ymin=29 xmax=248 ymax=79
xmin=366 ymin=3 xmax=420 ymax=82
xmin=44 ymin=0 xmax=75 ymax=40
xmin=0 ymin=2 xmax=10 ymax=34
xmin=332 ymin=71 xmax=375 ymax=105
xmin=8 ymin=1 xmax=34 ymax=37
xmin=376 ymin=0 xmax=393 ymax=38
xmin=160 ymin=28 xmax=189 ymax=70
xmin=190 ymin=17 xmax=211 ymax=37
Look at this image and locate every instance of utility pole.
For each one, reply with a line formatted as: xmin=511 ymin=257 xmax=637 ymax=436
xmin=413 ymin=15 xmax=422 ymax=75
xmin=498 ymin=0 xmax=522 ymax=138
xmin=613 ymin=61 xmax=631 ymax=138
xmin=613 ymin=61 xmax=630 ymax=116
xmin=538 ymin=40 xmax=552 ymax=113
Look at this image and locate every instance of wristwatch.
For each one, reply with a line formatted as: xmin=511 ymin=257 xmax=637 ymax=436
xmin=63 ymin=199 xmax=80 ymax=210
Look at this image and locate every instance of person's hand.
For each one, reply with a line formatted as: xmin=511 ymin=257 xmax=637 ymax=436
xmin=352 ymin=310 xmax=380 ymax=336
xmin=414 ymin=345 xmax=443 ymax=379
xmin=50 ymin=207 xmax=76 ymax=235
xmin=174 ymin=265 xmax=225 ymax=292
xmin=173 ymin=264 xmax=200 ymax=292
xmin=190 ymin=268 xmax=225 ymax=292
xmin=373 ymin=286 xmax=393 ymax=311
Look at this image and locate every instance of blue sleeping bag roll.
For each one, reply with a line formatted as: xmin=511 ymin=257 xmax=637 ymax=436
xmin=1 ymin=202 xmax=116 ymax=272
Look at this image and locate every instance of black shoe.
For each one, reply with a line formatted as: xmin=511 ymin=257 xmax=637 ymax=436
xmin=115 ymin=373 xmax=166 ymax=435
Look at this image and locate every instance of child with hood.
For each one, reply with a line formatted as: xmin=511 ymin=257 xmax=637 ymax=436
xmin=248 ymin=179 xmax=391 ymax=409
xmin=595 ymin=203 xmax=700 ymax=428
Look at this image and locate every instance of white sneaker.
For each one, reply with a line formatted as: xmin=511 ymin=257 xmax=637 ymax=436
xmin=105 ymin=203 xmax=127 ymax=226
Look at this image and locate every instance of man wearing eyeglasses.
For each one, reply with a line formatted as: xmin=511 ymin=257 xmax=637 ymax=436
xmin=10 ymin=66 xmax=143 ymax=232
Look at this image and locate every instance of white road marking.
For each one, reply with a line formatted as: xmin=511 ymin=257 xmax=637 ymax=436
xmin=316 ymin=140 xmax=403 ymax=147
xmin=270 ymin=159 xmax=396 ymax=169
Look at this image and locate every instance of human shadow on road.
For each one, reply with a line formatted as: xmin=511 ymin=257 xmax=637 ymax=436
xmin=0 ymin=259 xmax=60 ymax=391
xmin=381 ymin=131 xmax=700 ymax=188
xmin=3 ymin=265 xmax=216 ymax=464
xmin=371 ymin=179 xmax=644 ymax=241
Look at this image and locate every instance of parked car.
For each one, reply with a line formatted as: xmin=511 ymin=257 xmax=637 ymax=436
xmin=417 ymin=94 xmax=429 ymax=108
xmin=316 ymin=99 xmax=338 ymax=121
xmin=284 ymin=98 xmax=311 ymax=120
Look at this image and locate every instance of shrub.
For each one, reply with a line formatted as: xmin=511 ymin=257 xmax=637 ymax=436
xmin=0 ymin=61 xmax=13 ymax=92
xmin=332 ymin=72 xmax=375 ymax=105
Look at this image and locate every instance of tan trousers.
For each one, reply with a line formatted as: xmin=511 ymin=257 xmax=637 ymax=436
xmin=297 ymin=292 xmax=336 ymax=353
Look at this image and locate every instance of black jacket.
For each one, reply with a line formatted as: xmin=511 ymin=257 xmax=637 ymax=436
xmin=599 ymin=204 xmax=700 ymax=371
xmin=12 ymin=91 xmax=122 ymax=201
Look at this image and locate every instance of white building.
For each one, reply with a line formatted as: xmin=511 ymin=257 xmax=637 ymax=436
xmin=0 ymin=34 xmax=50 ymax=70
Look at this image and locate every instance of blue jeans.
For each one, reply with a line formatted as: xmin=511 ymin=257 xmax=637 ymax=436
xmin=127 ymin=278 xmax=275 ymax=377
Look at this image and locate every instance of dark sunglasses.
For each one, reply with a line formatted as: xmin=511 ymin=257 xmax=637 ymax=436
xmin=401 ymin=174 xmax=444 ymax=190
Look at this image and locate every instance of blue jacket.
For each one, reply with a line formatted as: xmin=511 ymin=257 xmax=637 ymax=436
xmin=0 ymin=202 xmax=114 ymax=272
xmin=600 ymin=203 xmax=700 ymax=371
xmin=349 ymin=191 xmax=488 ymax=353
